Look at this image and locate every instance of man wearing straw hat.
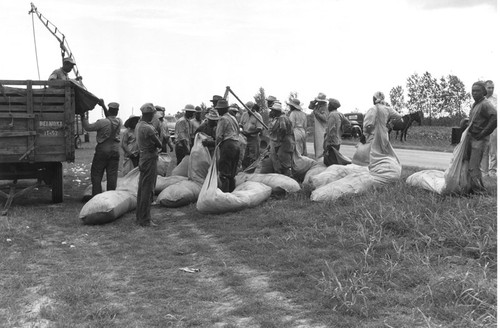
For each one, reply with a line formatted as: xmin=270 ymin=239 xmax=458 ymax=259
xmin=309 ymin=92 xmax=329 ymax=159
xmin=269 ymin=102 xmax=295 ymax=177
xmin=174 ymin=104 xmax=196 ymax=165
xmin=287 ymin=98 xmax=307 ymax=156
xmin=215 ymin=99 xmax=240 ymax=192
xmin=135 ymin=103 xmax=162 ymax=227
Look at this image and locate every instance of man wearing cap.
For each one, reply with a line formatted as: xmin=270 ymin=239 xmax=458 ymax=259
xmin=215 ymin=99 xmax=241 ymax=192
xmin=196 ymin=108 xmax=220 ymax=156
xmin=240 ymin=101 xmax=264 ymax=169
xmin=174 ymin=104 xmax=196 ymax=165
xmin=309 ymin=92 xmax=329 ymax=158
xmin=466 ymin=81 xmax=497 ymax=193
xmin=266 ymin=95 xmax=277 ymax=109
xmin=48 ymin=57 xmax=77 ymax=81
xmin=269 ymin=102 xmax=295 ymax=177
xmin=81 ymin=102 xmax=122 ymax=197
xmin=287 ymin=99 xmax=307 ymax=156
xmin=135 ymin=103 xmax=163 ymax=227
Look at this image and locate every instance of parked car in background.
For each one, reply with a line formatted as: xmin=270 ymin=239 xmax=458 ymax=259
xmin=164 ymin=114 xmax=177 ymax=141
xmin=342 ymin=112 xmax=364 ymax=138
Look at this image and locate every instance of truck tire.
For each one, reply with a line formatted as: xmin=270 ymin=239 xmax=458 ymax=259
xmin=52 ymin=162 xmax=64 ymax=203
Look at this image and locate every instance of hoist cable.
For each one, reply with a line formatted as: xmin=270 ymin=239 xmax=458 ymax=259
xmin=31 ymin=12 xmax=41 ymax=80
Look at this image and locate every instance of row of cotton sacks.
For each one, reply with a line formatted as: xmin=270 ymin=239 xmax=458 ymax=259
xmin=310 ymin=103 xmax=402 ymax=202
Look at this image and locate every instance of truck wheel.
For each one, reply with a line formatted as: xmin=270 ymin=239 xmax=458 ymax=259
xmin=52 ymin=162 xmax=64 ymax=203
xmin=75 ymin=136 xmax=82 ymax=149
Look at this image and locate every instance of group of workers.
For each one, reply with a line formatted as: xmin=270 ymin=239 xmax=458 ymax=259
xmin=49 ymin=57 xmax=497 ymax=227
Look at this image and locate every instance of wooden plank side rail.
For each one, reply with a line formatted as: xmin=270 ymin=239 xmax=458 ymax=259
xmin=0 ymin=131 xmax=37 ymax=137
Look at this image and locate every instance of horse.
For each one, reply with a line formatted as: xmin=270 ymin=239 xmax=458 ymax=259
xmin=388 ymin=110 xmax=423 ymax=142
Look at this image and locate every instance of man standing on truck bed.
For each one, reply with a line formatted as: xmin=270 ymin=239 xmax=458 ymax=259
xmin=80 ymin=101 xmax=122 ymax=198
xmin=48 ymin=57 xmax=78 ymax=82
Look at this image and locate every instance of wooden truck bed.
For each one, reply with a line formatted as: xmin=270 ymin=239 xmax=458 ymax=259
xmin=0 ymin=80 xmax=75 ymax=164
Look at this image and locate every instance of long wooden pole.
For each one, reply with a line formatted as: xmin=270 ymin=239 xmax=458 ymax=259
xmin=225 ymin=86 xmax=268 ymax=130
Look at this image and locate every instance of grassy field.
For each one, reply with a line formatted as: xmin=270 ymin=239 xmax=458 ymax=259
xmin=0 ymin=128 xmax=496 ymax=327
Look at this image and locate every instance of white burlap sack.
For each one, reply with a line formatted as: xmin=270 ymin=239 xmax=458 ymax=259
xmin=157 ymin=179 xmax=202 ymax=208
xmin=188 ymin=133 xmax=212 ymax=184
xmin=172 ymin=155 xmax=190 ymax=177
xmin=157 ymin=152 xmax=172 ymax=177
xmin=406 ymin=170 xmax=446 ymax=194
xmin=311 ymin=171 xmax=375 ymax=202
xmin=79 ymin=190 xmax=137 ymax=225
xmin=302 ymin=163 xmax=327 ymax=189
xmin=82 ymin=168 xmax=140 ymax=199
xmin=155 ymin=175 xmax=188 ymax=195
xmin=235 ymin=172 xmax=300 ymax=194
xmin=197 ymin=151 xmax=272 ymax=214
xmin=311 ymin=164 xmax=369 ymax=189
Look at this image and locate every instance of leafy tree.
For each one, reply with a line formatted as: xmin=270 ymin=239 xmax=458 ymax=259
xmin=389 ymin=86 xmax=405 ymax=113
xmin=254 ymin=87 xmax=269 ymax=126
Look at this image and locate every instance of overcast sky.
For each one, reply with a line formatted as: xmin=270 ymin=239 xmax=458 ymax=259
xmin=1 ymin=0 xmax=498 ymax=121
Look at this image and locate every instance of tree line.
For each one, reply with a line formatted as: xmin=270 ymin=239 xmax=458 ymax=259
xmin=389 ymin=71 xmax=472 ymax=126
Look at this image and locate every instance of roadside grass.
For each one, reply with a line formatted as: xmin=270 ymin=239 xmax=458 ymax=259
xmin=0 ymin=132 xmax=496 ymax=327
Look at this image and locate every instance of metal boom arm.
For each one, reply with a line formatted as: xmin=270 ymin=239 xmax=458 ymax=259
xmin=29 ymin=2 xmax=83 ymax=82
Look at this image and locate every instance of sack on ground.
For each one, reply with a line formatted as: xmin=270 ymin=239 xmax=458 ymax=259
xmin=172 ymin=155 xmax=190 ymax=177
xmin=406 ymin=170 xmax=445 ymax=194
xmin=311 ymin=171 xmax=375 ymax=202
xmin=155 ymin=175 xmax=188 ymax=195
xmin=311 ymin=164 xmax=368 ymax=189
xmin=188 ymin=133 xmax=212 ymax=184
xmin=197 ymin=150 xmax=272 ymax=214
xmin=302 ymin=163 xmax=328 ymax=189
xmin=292 ymin=148 xmax=317 ymax=182
xmin=235 ymin=172 xmax=300 ymax=194
xmin=157 ymin=179 xmax=202 ymax=208
xmin=157 ymin=152 xmax=172 ymax=177
xmin=79 ymin=190 xmax=137 ymax=225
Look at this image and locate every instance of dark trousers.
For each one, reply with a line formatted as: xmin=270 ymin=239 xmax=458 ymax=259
xmin=218 ymin=139 xmax=240 ymax=192
xmin=90 ymin=146 xmax=120 ymax=196
xmin=136 ymin=155 xmax=158 ymax=225
xmin=175 ymin=141 xmax=189 ymax=165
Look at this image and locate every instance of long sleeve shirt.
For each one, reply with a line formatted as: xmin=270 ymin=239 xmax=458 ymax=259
xmin=48 ymin=68 xmax=69 ymax=81
xmin=174 ymin=117 xmax=192 ymax=144
xmin=289 ymin=110 xmax=307 ymax=132
xmin=324 ymin=111 xmax=343 ymax=148
xmin=216 ymin=113 xmax=240 ymax=145
xmin=136 ymin=121 xmax=162 ymax=155
xmin=469 ymin=97 xmax=497 ymax=140
xmin=240 ymin=111 xmax=263 ymax=135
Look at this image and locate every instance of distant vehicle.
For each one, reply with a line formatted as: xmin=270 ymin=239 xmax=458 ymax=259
xmin=164 ymin=115 xmax=177 ymax=140
xmin=342 ymin=112 xmax=364 ymax=138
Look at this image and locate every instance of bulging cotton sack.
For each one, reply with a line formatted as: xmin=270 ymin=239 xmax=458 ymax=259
xmin=311 ymin=164 xmax=369 ymax=189
xmin=172 ymin=155 xmax=190 ymax=177
xmin=188 ymin=133 xmax=212 ymax=184
xmin=157 ymin=152 xmax=172 ymax=177
xmin=406 ymin=170 xmax=446 ymax=194
xmin=302 ymin=163 xmax=327 ymax=189
xmin=197 ymin=149 xmax=272 ymax=214
xmin=311 ymin=171 xmax=375 ymax=202
xmin=235 ymin=172 xmax=300 ymax=194
xmin=79 ymin=190 xmax=137 ymax=225
xmin=155 ymin=175 xmax=188 ymax=195
xmin=157 ymin=179 xmax=202 ymax=208
xmin=292 ymin=148 xmax=318 ymax=182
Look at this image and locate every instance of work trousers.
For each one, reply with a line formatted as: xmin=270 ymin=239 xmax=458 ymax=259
xmin=175 ymin=141 xmax=189 ymax=165
xmin=468 ymin=137 xmax=488 ymax=192
xmin=482 ymin=129 xmax=497 ymax=177
xmin=270 ymin=145 xmax=293 ymax=177
xmin=218 ymin=139 xmax=240 ymax=193
xmin=136 ymin=154 xmax=158 ymax=225
xmin=242 ymin=135 xmax=260 ymax=169
xmin=90 ymin=142 xmax=120 ymax=196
